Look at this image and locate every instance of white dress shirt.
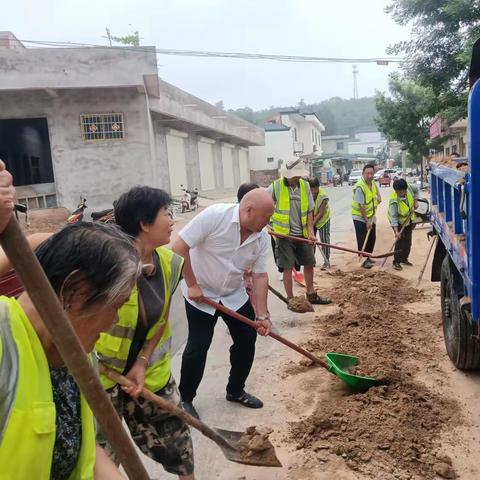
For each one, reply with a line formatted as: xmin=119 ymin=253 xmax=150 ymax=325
xmin=179 ymin=203 xmax=269 ymax=315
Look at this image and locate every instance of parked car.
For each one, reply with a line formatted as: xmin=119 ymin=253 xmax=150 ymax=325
xmin=373 ymin=169 xmax=385 ymax=181
xmin=348 ymin=169 xmax=362 ymax=185
xmin=378 ymin=173 xmax=391 ymax=187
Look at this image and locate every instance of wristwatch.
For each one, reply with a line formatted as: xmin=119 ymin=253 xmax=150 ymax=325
xmin=255 ymin=313 xmax=271 ymax=321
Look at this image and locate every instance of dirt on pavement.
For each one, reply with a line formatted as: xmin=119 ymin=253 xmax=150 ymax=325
xmin=20 ymin=207 xmax=70 ymax=234
xmin=288 ymin=269 xmax=459 ymax=479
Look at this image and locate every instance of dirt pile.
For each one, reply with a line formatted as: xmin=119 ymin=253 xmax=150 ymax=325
xmin=288 ymin=269 xmax=459 ymax=479
xmin=238 ymin=426 xmax=281 ymax=467
xmin=287 ymin=295 xmax=314 ymax=313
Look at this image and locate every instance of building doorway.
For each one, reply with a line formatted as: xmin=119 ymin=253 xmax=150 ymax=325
xmin=0 ymin=118 xmax=56 ymax=208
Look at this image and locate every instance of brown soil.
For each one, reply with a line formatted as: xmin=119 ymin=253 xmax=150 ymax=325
xmin=287 ymin=269 xmax=459 ymax=479
xmin=238 ymin=426 xmax=280 ymax=466
xmin=288 ymin=295 xmax=314 ymax=313
xmin=21 ymin=208 xmax=70 ymax=234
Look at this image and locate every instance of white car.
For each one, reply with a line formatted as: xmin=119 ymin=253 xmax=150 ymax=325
xmin=348 ymin=170 xmax=362 ymax=186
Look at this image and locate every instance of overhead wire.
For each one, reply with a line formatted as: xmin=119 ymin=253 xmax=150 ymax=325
xmin=19 ymin=39 xmax=404 ymax=64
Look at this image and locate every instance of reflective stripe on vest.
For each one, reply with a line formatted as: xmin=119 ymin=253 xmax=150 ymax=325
xmin=388 ymin=190 xmax=416 ymax=226
xmin=0 ymin=297 xmax=95 ymax=479
xmin=351 ymin=178 xmax=379 ymax=218
xmin=314 ymin=187 xmax=331 ymax=229
xmin=96 ymin=247 xmax=184 ymax=392
xmin=271 ymin=178 xmax=309 ymax=237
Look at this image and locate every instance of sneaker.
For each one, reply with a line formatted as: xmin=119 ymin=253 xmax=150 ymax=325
xmin=226 ymin=391 xmax=263 ymax=409
xmin=401 ymin=260 xmax=413 ymax=266
xmin=393 ymin=262 xmax=403 ymax=271
xmin=306 ymin=292 xmax=332 ymax=305
xmin=181 ymin=401 xmax=200 ymax=420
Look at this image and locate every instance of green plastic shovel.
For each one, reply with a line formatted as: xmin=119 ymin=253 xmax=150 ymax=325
xmin=203 ymin=298 xmax=383 ymax=390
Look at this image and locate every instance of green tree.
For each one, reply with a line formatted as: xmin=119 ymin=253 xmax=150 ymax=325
xmin=375 ymin=75 xmax=438 ymax=163
xmin=386 ymin=0 xmax=480 ymax=120
xmin=105 ymin=27 xmax=141 ymax=47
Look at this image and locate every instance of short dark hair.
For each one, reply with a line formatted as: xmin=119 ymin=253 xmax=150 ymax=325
xmin=115 ymin=186 xmax=172 ymax=236
xmin=393 ymin=178 xmax=408 ymax=191
xmin=237 ymin=183 xmax=259 ymax=202
xmin=363 ymin=164 xmax=375 ymax=173
xmin=35 ymin=222 xmax=140 ymax=308
xmin=308 ymin=177 xmax=320 ymax=188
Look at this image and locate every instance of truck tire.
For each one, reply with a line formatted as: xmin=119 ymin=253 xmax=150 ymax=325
xmin=440 ymin=255 xmax=480 ymax=369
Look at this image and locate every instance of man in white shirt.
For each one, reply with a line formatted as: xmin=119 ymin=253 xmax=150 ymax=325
xmin=172 ymin=189 xmax=274 ymax=420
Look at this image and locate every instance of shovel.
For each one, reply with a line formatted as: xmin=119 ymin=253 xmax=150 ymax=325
xmin=269 ymin=231 xmax=396 ymax=259
xmin=203 ymin=298 xmax=382 ymax=390
xmin=99 ymin=364 xmax=282 ymax=468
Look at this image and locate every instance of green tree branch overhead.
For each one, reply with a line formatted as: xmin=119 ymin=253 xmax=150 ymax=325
xmin=374 ymin=75 xmax=440 ymax=163
xmin=386 ymin=0 xmax=480 ymax=120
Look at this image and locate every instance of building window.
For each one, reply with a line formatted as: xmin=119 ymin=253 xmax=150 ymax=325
xmin=267 ymin=157 xmax=274 ymax=163
xmin=80 ymin=113 xmax=125 ymax=141
xmin=312 ymin=129 xmax=315 ymax=143
xmin=367 ymin=146 xmax=374 ymax=154
xmin=336 ymin=142 xmax=344 ymax=150
xmin=293 ymin=128 xmax=298 ymax=142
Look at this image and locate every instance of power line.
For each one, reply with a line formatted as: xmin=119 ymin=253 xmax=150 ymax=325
xmin=19 ymin=39 xmax=404 ymax=64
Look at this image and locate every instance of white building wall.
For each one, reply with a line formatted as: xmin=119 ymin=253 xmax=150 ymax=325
xmin=222 ymin=144 xmax=235 ymax=188
xmin=198 ymin=138 xmax=216 ymax=191
xmin=166 ymin=130 xmax=188 ymax=196
xmin=249 ymin=130 xmax=293 ymax=171
xmin=238 ymin=149 xmax=250 ymax=183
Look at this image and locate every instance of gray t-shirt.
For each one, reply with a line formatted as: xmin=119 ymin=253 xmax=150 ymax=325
xmin=268 ymin=179 xmax=314 ymax=236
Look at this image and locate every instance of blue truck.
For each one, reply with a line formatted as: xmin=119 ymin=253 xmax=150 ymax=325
xmin=429 ymin=40 xmax=480 ymax=369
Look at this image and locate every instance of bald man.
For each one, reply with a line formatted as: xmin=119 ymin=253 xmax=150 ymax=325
xmin=172 ymin=189 xmax=274 ymax=419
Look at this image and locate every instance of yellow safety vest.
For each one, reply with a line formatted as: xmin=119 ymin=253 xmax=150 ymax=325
xmin=96 ymin=247 xmax=184 ymax=392
xmin=351 ymin=178 xmax=379 ymax=219
xmin=388 ymin=191 xmax=416 ymax=226
xmin=0 ymin=297 xmax=95 ymax=480
xmin=313 ymin=187 xmax=331 ymax=229
xmin=270 ymin=178 xmax=309 ymax=237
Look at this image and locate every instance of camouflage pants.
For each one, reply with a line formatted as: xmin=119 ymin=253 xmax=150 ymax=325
xmin=99 ymin=376 xmax=194 ymax=476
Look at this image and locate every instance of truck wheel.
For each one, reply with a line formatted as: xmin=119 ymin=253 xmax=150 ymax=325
xmin=441 ymin=256 xmax=480 ymax=369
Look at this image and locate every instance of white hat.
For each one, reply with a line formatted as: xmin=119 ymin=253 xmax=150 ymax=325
xmin=279 ymin=158 xmax=309 ymax=179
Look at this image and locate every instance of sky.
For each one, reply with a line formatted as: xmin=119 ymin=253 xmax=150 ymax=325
xmin=2 ymin=0 xmax=410 ymax=110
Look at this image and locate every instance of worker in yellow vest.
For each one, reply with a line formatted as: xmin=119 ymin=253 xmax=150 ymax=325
xmin=351 ymin=164 xmax=382 ymax=269
xmin=268 ymin=159 xmax=331 ymax=309
xmin=308 ymin=177 xmax=331 ymax=269
xmin=0 ymin=161 xmax=140 ymax=480
xmin=388 ymin=178 xmax=416 ymax=271
xmin=96 ymin=187 xmax=195 ymax=479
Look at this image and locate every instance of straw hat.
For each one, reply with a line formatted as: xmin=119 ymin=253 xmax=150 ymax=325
xmin=279 ymin=158 xmax=309 ymax=179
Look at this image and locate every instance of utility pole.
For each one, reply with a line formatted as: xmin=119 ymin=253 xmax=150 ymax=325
xmin=353 ymin=65 xmax=359 ymax=100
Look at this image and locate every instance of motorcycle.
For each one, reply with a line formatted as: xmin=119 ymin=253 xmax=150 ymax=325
xmin=66 ymin=196 xmax=87 ymax=223
xmin=180 ymin=185 xmax=199 ymax=213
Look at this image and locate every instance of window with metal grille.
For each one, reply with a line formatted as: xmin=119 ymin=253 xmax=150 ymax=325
xmin=80 ymin=113 xmax=125 ymax=141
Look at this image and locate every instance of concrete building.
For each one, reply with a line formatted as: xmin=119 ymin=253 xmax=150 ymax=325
xmin=348 ymin=131 xmax=386 ymax=156
xmin=249 ymin=109 xmax=325 ymax=185
xmin=321 ymin=134 xmax=351 ymax=155
xmin=430 ymin=116 xmax=468 ymax=158
xmin=0 ymin=32 xmax=262 ymax=212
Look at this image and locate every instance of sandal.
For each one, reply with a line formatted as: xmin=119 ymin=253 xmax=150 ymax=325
xmin=306 ymin=292 xmax=332 ymax=305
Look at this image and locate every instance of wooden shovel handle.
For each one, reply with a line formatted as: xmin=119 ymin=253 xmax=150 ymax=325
xmin=99 ymin=364 xmax=235 ymax=451
xmin=202 ymin=298 xmax=330 ymax=370
xmin=0 ymin=217 xmax=149 ymax=480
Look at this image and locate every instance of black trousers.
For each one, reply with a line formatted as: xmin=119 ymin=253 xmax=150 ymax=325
xmin=353 ymin=220 xmax=376 ymax=254
xmin=394 ymin=225 xmax=413 ymax=263
xmin=179 ymin=299 xmax=257 ymax=401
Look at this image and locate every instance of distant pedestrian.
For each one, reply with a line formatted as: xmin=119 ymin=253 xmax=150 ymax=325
xmin=351 ymin=164 xmax=382 ymax=269
xmin=308 ymin=177 xmax=331 ymax=269
xmin=388 ymin=178 xmax=416 ymax=271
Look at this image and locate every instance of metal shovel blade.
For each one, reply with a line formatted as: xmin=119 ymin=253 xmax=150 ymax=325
xmin=213 ymin=427 xmax=282 ymax=467
xmin=325 ymin=352 xmax=383 ymax=390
